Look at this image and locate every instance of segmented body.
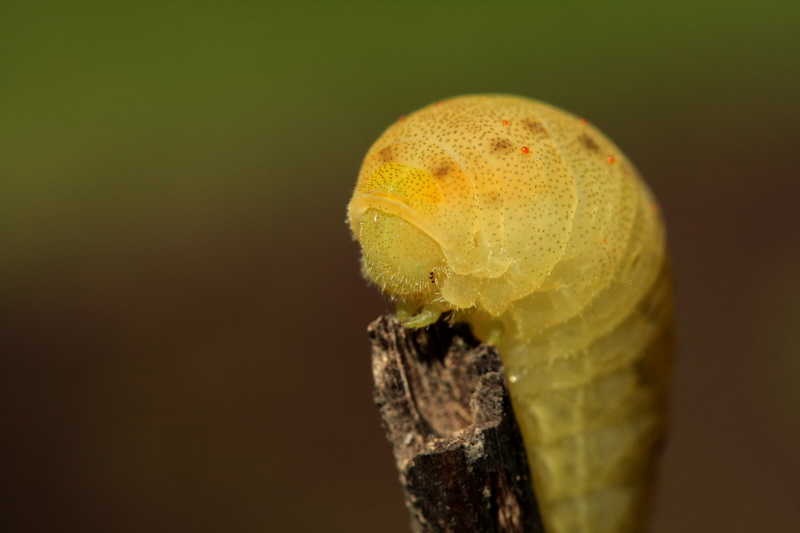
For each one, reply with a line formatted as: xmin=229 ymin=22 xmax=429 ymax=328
xmin=348 ymin=95 xmax=672 ymax=533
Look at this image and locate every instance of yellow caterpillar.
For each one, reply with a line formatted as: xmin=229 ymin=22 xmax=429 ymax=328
xmin=347 ymin=95 xmax=672 ymax=533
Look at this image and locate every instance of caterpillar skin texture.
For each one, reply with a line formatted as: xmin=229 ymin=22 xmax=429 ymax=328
xmin=348 ymin=95 xmax=672 ymax=533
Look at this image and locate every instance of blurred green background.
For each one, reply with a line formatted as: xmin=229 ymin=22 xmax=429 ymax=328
xmin=2 ymin=2 xmax=799 ymax=531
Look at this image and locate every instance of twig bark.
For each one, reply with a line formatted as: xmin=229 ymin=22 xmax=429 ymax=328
xmin=368 ymin=315 xmax=544 ymax=533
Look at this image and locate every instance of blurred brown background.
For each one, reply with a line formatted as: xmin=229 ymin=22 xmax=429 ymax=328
xmin=1 ymin=2 xmax=798 ymax=532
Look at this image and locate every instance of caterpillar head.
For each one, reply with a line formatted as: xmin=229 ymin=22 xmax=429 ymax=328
xmin=348 ymin=95 xmax=638 ymax=326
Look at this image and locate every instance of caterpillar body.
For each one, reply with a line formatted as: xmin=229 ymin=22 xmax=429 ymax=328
xmin=348 ymin=95 xmax=672 ymax=533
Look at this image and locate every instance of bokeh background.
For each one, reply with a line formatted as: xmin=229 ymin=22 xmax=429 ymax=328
xmin=2 ymin=2 xmax=799 ymax=532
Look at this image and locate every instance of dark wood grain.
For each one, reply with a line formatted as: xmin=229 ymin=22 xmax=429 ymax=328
xmin=369 ymin=315 xmax=544 ymax=533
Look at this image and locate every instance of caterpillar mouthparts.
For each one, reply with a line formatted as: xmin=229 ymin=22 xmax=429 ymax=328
xmin=348 ymin=94 xmax=672 ymax=533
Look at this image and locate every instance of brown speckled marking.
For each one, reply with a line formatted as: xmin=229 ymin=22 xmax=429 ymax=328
xmin=491 ymin=137 xmax=515 ymax=154
xmin=433 ymin=163 xmax=453 ymax=178
xmin=521 ymin=118 xmax=547 ymax=136
xmin=378 ymin=145 xmax=395 ymax=163
xmin=579 ymin=133 xmax=600 ymax=152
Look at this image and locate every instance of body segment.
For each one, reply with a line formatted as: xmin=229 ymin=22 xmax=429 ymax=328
xmin=348 ymin=95 xmax=672 ymax=533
